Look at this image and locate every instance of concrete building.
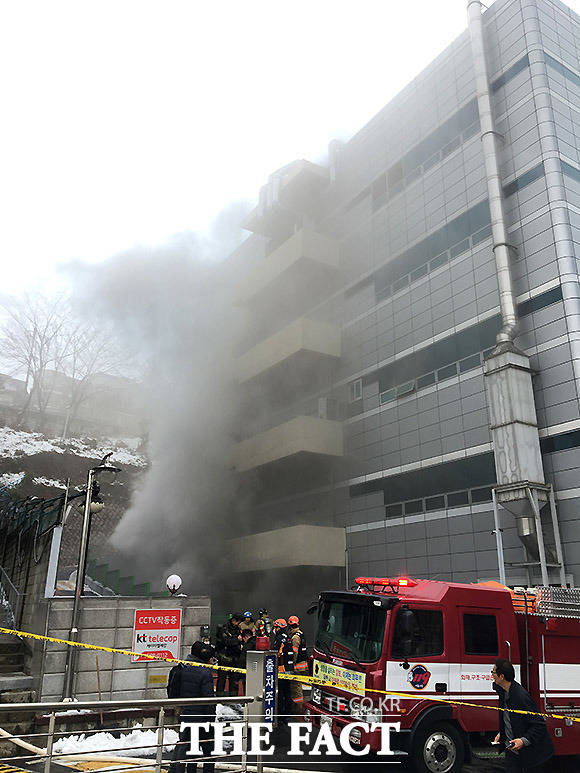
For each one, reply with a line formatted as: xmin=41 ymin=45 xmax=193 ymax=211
xmin=227 ymin=0 xmax=580 ymax=614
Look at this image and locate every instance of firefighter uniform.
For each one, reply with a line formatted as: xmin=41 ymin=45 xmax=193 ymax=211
xmin=239 ymin=612 xmax=256 ymax=636
xmin=272 ymin=619 xmax=291 ymax=723
xmin=286 ymin=617 xmax=308 ymax=714
xmin=255 ymin=608 xmax=272 ymax=638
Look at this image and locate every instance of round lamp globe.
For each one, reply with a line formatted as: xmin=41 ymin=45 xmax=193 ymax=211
xmin=166 ymin=574 xmax=182 ymax=594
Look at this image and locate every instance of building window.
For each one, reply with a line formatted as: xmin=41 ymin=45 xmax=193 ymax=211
xmin=545 ymin=53 xmax=580 ymax=89
xmin=471 ymin=486 xmax=493 ymax=503
xmin=490 ymin=54 xmax=530 ymax=92
xmin=463 ymin=614 xmax=498 ymax=655
xmin=429 ymin=252 xmax=449 ymax=271
xmin=396 ymin=381 xmax=415 ymax=398
xmin=392 ymin=275 xmax=409 ymax=293
xmin=349 ymin=378 xmax=363 ymax=403
xmin=562 ymin=160 xmax=580 ymax=183
xmin=459 ymin=353 xmax=482 ymax=373
xmin=447 ymin=490 xmax=469 ymax=507
xmin=410 ymin=264 xmax=429 ymax=282
xmin=426 ymin=495 xmax=445 ymax=511
xmin=386 ymin=503 xmax=403 ymax=518
xmin=437 ymin=363 xmax=458 ymax=382
xmin=380 ymin=388 xmax=397 ymax=405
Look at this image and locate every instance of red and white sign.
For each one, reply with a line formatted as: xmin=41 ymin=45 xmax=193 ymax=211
xmin=131 ymin=609 xmax=182 ymax=663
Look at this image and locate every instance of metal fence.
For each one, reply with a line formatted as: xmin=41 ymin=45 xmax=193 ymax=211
xmin=0 ymin=563 xmax=21 ymax=628
xmin=0 ymin=695 xmax=266 ymax=773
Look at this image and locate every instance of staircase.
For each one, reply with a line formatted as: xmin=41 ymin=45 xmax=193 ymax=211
xmin=0 ymin=606 xmax=33 ymax=692
xmin=86 ymin=558 xmax=151 ymax=596
xmin=0 ymin=607 xmax=35 ymax=759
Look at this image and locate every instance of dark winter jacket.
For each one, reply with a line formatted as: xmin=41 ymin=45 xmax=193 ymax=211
xmin=216 ymin=622 xmax=242 ymax=664
xmin=167 ymin=656 xmax=216 ymax=721
xmin=496 ymin=680 xmax=554 ymax=768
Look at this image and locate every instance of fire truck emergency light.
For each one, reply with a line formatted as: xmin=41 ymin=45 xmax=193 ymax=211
xmin=355 ymin=576 xmax=418 ymax=588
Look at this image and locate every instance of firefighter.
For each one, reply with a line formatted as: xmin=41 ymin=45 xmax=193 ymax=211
xmin=215 ymin=613 xmax=243 ymax=696
xmin=239 ymin=611 xmax=256 ymax=636
xmin=285 ymin=615 xmax=308 ymax=714
xmin=255 ymin=607 xmax=272 ymax=638
xmin=271 ymin=618 xmax=291 ymax=724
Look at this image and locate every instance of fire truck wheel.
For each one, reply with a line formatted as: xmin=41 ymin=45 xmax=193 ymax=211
xmin=412 ymin=721 xmax=465 ymax=773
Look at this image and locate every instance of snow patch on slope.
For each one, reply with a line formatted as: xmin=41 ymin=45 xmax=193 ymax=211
xmin=0 ymin=426 xmax=146 ymax=467
xmin=33 ymin=476 xmax=67 ymax=489
xmin=0 ymin=471 xmax=25 ymax=488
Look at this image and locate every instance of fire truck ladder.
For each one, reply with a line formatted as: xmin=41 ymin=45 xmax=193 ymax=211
xmin=492 ymin=482 xmax=568 ymax=588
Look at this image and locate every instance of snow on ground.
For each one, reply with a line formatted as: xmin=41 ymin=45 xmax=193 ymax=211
xmin=0 ymin=471 xmax=25 ymax=488
xmin=52 ymin=723 xmax=178 ymax=757
xmin=216 ymin=703 xmax=244 ymax=722
xmin=0 ymin=426 xmax=146 ymax=468
xmin=54 ymin=708 xmax=95 ymax=717
xmin=52 ymin=706 xmax=243 ymax=758
xmin=33 ymin=476 xmax=67 ymax=489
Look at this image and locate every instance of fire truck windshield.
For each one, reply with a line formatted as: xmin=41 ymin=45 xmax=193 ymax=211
xmin=316 ymin=597 xmax=387 ymax=663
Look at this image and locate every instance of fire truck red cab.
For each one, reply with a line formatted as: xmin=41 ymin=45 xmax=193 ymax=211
xmin=303 ymin=577 xmax=580 ymax=773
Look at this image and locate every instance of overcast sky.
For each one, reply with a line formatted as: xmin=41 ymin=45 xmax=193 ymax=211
xmin=1 ymin=0 xmax=578 ymax=289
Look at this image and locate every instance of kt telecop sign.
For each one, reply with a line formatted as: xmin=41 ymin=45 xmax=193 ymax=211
xmin=132 ymin=609 xmax=182 ymax=663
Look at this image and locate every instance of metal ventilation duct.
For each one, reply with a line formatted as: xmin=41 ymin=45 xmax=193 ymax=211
xmin=467 ymin=0 xmax=552 ymax=576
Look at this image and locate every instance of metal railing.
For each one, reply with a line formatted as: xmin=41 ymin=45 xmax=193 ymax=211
xmin=0 ymin=695 xmax=267 ymax=773
xmin=0 ymin=563 xmax=21 ymax=629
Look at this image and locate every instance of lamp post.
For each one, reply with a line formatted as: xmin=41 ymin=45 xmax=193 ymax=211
xmin=62 ymin=461 xmax=121 ymax=700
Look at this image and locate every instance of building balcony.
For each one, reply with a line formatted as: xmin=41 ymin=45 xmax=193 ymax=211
xmin=234 ymin=228 xmax=339 ymax=305
xmin=227 ymin=525 xmax=346 ymax=572
xmin=237 ymin=317 xmax=341 ymax=384
xmin=231 ymin=415 xmax=343 ymax=472
xmin=243 ymin=160 xmax=329 ymax=238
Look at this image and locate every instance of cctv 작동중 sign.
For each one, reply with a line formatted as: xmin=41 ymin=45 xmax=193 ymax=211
xmin=132 ymin=609 xmax=182 ymax=663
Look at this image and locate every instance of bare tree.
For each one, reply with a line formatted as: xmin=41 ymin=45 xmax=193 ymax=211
xmin=0 ymin=293 xmax=132 ymax=436
xmin=0 ymin=293 xmax=71 ymax=430
xmin=58 ymin=322 xmax=128 ymax=440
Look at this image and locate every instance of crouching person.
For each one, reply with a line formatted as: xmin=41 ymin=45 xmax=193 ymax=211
xmin=168 ymin=641 xmax=217 ymax=773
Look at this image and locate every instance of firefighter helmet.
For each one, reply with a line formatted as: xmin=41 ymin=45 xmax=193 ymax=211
xmin=288 ymin=615 xmax=299 ymax=625
xmin=273 ymin=618 xmax=287 ymax=628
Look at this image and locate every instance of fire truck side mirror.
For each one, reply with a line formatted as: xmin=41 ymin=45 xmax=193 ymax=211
xmin=307 ymin=602 xmax=318 ymax=615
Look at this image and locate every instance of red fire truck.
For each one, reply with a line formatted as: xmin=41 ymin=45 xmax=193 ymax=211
xmin=303 ymin=576 xmax=580 ymax=773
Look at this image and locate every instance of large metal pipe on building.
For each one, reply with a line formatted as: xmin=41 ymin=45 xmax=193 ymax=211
xmin=467 ymin=0 xmax=518 ymax=345
xmin=466 ymin=0 xmax=564 ymax=584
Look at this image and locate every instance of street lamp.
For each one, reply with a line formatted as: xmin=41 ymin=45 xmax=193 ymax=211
xmin=62 ymin=459 xmax=121 ymax=700
xmin=166 ymin=574 xmax=182 ymax=595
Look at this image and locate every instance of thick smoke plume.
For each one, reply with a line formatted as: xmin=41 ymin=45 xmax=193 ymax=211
xmin=69 ymin=204 xmax=248 ymax=591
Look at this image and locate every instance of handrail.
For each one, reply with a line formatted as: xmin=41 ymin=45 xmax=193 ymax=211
xmin=0 ymin=564 xmax=21 ymax=629
xmin=0 ymin=695 xmax=254 ymax=713
xmin=0 ymin=694 xmax=258 ymax=773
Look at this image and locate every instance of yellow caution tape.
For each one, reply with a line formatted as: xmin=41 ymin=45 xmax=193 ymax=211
xmin=1 ymin=626 xmax=578 ymax=724
xmin=0 ymin=626 xmax=245 ymax=674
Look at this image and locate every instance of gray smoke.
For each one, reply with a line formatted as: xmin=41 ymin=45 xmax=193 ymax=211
xmin=68 ymin=202 xmax=249 ymax=591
